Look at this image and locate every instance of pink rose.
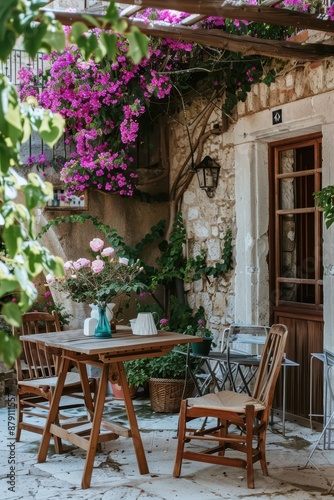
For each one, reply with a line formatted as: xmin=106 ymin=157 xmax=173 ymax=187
xmin=101 ymin=246 xmax=115 ymax=257
xmin=92 ymin=259 xmax=105 ymax=273
xmin=78 ymin=258 xmax=91 ymax=267
xmin=64 ymin=261 xmax=73 ymax=271
xmin=90 ymin=238 xmax=104 ymax=252
xmin=46 ymin=273 xmax=55 ymax=284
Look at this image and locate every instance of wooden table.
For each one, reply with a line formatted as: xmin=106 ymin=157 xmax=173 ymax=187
xmin=20 ymin=328 xmax=201 ymax=489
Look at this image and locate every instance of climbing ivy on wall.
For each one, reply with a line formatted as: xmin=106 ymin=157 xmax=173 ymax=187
xmin=38 ymin=212 xmax=233 ymax=290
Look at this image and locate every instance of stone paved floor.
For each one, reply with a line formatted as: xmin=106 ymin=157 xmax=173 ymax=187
xmin=1 ymin=394 xmax=334 ymax=500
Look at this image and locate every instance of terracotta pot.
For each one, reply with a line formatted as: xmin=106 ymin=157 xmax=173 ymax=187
xmin=111 ymin=383 xmax=138 ymax=400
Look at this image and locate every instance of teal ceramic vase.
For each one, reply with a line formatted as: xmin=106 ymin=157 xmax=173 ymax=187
xmin=94 ymin=305 xmax=112 ymax=339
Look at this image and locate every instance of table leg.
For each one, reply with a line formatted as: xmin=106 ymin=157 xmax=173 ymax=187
xmin=82 ymin=363 xmax=109 ymax=489
xmin=37 ymin=357 xmax=71 ymax=462
xmin=117 ymin=361 xmax=149 ymax=475
xmin=77 ymin=362 xmax=95 ymax=415
xmin=282 ymin=365 xmax=286 ymax=436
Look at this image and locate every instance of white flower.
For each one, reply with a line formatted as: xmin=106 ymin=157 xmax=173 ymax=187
xmin=46 ymin=273 xmax=55 ymax=284
xmin=119 ymin=257 xmax=129 ymax=266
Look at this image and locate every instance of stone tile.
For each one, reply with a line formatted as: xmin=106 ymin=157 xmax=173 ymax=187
xmin=1 ymin=397 xmax=334 ymax=499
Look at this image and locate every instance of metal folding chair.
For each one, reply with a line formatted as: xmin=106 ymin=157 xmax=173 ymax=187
xmin=225 ymin=324 xmax=270 ymax=395
xmin=182 ymin=324 xmax=269 ymax=398
xmin=299 ymin=349 xmax=334 ymax=494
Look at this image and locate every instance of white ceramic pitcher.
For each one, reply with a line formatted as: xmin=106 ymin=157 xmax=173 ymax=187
xmin=132 ymin=312 xmax=158 ymax=336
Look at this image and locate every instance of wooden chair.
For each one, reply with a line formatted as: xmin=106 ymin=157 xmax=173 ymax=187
xmin=173 ymin=323 xmax=288 ymax=489
xmin=14 ymin=311 xmax=96 ymax=453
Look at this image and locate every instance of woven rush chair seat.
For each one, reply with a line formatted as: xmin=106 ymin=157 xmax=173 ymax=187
xmin=14 ymin=311 xmax=96 ymax=454
xmin=173 ymin=323 xmax=288 ymax=489
xmin=187 ymin=390 xmax=266 ymax=413
xmin=17 ymin=371 xmax=82 ymax=390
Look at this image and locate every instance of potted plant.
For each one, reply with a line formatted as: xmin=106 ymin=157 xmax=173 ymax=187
xmin=184 ymin=319 xmax=216 ymax=356
xmin=147 ymin=346 xmax=192 ymax=413
xmin=112 ymin=358 xmax=151 ymax=400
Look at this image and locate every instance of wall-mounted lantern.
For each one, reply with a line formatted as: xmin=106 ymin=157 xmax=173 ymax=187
xmin=194 ymin=156 xmax=221 ymax=198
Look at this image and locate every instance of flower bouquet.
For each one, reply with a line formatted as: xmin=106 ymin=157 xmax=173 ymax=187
xmin=46 ymin=238 xmax=146 ymax=338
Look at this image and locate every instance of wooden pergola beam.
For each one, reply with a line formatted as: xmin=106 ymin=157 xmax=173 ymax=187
xmin=115 ymin=0 xmax=334 ymax=33
xmin=45 ymin=10 xmax=334 ymax=61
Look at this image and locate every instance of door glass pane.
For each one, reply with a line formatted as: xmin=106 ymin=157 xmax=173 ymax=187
xmin=280 ymin=213 xmax=315 ymax=280
xmin=279 ymin=175 xmax=315 ymax=210
xmin=279 ymin=145 xmax=315 ymax=174
xmin=279 ymin=283 xmax=315 ymax=303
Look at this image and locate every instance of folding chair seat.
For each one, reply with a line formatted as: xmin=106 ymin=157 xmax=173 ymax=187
xmin=173 ymin=323 xmax=288 ymax=489
xmin=14 ymin=311 xmax=96 ymax=453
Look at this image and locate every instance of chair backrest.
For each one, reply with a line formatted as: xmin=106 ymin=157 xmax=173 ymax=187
xmin=14 ymin=311 xmax=61 ymax=381
xmin=252 ymin=324 xmax=288 ymax=411
xmin=222 ymin=324 xmax=270 ymax=356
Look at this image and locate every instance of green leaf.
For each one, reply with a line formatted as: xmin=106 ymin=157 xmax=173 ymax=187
xmin=75 ymin=32 xmax=99 ymax=60
xmin=103 ymin=2 xmax=121 ymax=25
xmin=3 ymin=224 xmax=23 ymax=258
xmin=38 ymin=112 xmax=65 ymax=148
xmin=3 ymin=178 xmax=17 ymax=200
xmin=0 ymin=275 xmax=20 ymax=298
xmin=23 ymin=22 xmax=48 ymax=59
xmin=100 ymin=32 xmax=117 ymax=61
xmin=69 ymin=22 xmax=88 ymax=43
xmin=82 ymin=14 xmax=101 ymax=28
xmin=2 ymin=302 xmax=22 ymax=328
xmin=126 ymin=27 xmax=149 ymax=64
xmin=0 ymin=331 xmax=21 ymax=367
xmin=0 ymin=29 xmax=16 ymax=60
xmin=41 ymin=22 xmax=66 ymax=53
xmin=0 ymin=0 xmax=17 ymax=43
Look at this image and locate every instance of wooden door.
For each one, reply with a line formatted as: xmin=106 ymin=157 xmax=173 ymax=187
xmin=269 ymin=134 xmax=324 ymax=422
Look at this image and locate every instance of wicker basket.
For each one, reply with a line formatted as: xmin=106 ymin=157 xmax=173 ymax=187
xmin=149 ymin=378 xmax=194 ymax=413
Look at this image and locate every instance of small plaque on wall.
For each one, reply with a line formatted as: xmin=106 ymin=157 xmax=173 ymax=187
xmin=272 ymin=109 xmax=282 ymax=125
xmin=45 ymin=187 xmax=88 ymax=211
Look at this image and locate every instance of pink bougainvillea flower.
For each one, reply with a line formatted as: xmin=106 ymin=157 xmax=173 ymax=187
xmin=90 ymin=238 xmax=104 ymax=252
xmin=92 ymin=258 xmax=105 ymax=273
xmin=101 ymin=247 xmax=115 ymax=257
xmin=44 ymin=291 xmax=51 ymax=298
